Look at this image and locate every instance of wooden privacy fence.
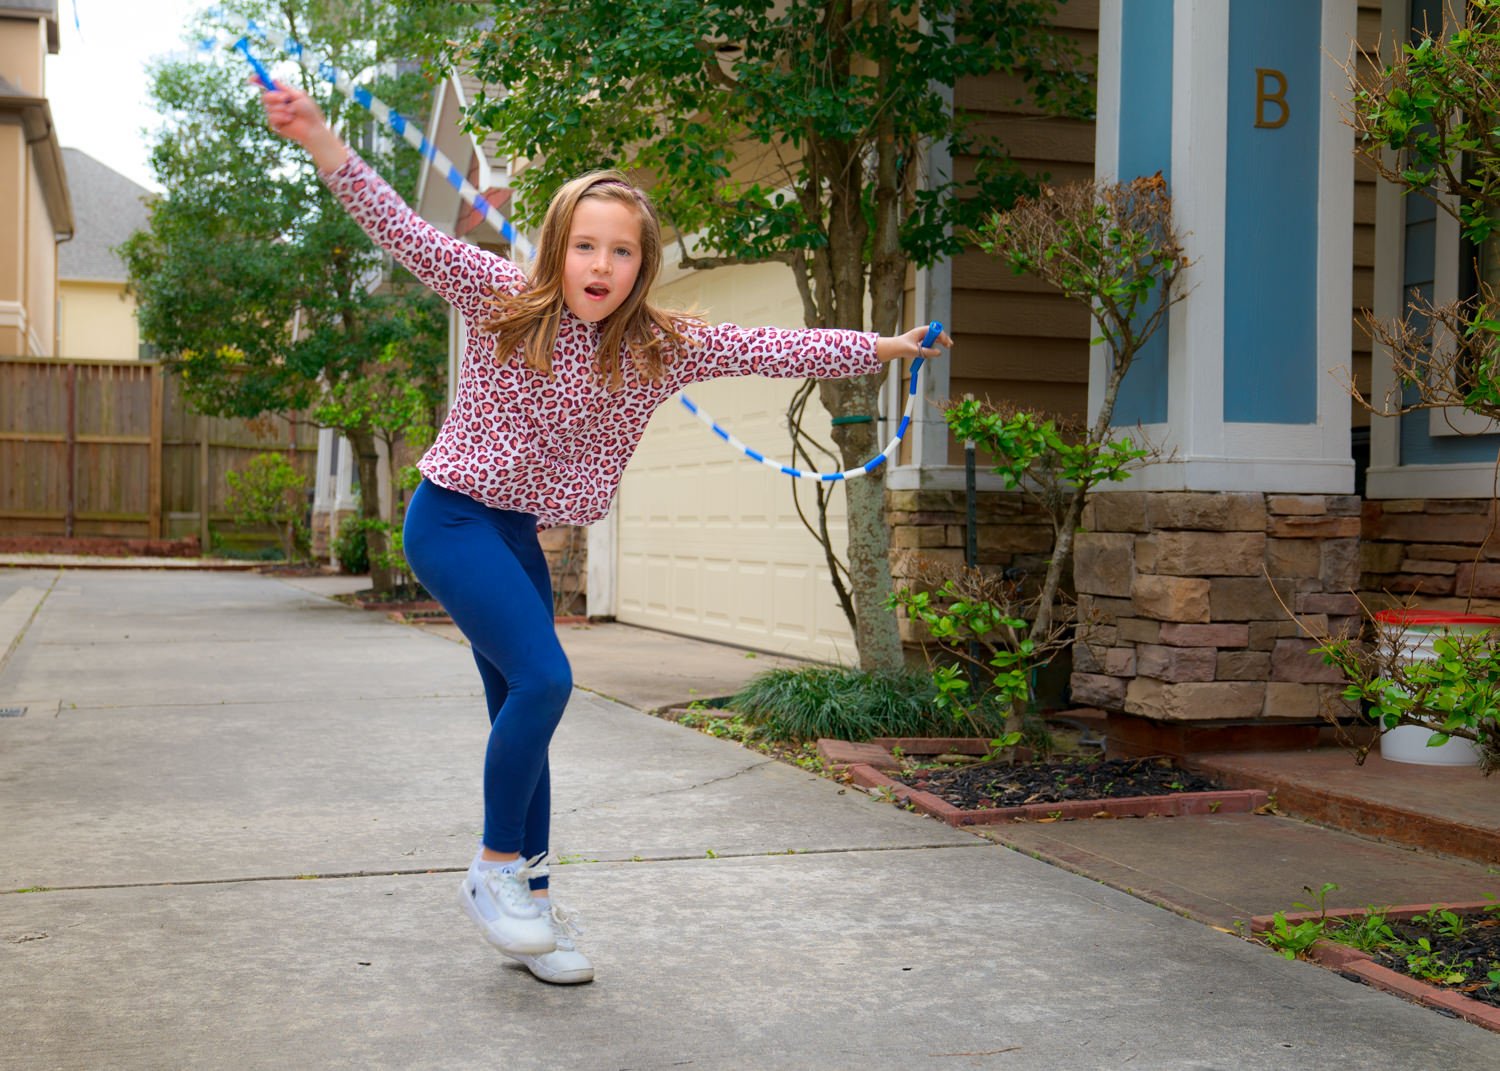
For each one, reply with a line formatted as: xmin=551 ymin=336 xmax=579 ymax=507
xmin=0 ymin=356 xmax=318 ymax=544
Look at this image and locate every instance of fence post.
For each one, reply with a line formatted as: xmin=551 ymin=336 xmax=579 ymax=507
xmin=199 ymin=413 xmax=210 ymax=550
xmin=148 ymin=365 xmax=164 ymax=540
xmin=64 ymin=362 xmax=76 ymax=538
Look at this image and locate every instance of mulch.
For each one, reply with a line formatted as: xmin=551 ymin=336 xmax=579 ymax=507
xmin=1373 ymin=913 xmax=1500 ymax=1009
xmin=892 ymin=755 xmax=1223 ymax=811
xmin=0 ymin=535 xmax=202 ymax=558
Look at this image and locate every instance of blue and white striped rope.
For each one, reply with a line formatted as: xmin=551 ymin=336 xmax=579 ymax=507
xmin=220 ymin=23 xmax=935 ymax=481
xmin=678 ymin=322 xmax=940 ymax=481
xmin=211 ymin=11 xmax=533 ymax=259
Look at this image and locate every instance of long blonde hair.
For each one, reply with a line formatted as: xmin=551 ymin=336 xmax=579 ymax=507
xmin=480 ymin=170 xmax=698 ymax=386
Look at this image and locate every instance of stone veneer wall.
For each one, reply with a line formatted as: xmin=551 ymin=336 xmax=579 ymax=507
xmin=1070 ymin=492 xmax=1361 ymax=725
xmin=1360 ymin=499 xmax=1500 ymax=614
xmin=885 ymin=488 xmax=1053 ymax=645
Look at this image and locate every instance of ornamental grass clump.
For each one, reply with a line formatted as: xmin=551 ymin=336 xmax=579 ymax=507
xmin=725 ymin=666 xmax=969 ymax=743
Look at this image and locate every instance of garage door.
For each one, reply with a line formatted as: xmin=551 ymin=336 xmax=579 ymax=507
xmin=615 ymin=261 xmax=857 ymax=661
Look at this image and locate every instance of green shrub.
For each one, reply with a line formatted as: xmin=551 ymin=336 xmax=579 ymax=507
xmin=224 ymin=452 xmax=308 ymax=561
xmin=334 ymin=515 xmax=375 ymax=575
xmin=725 ymin=666 xmax=967 ymax=743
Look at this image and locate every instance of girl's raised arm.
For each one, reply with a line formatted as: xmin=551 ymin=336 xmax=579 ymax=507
xmin=260 ymin=85 xmax=524 ymax=315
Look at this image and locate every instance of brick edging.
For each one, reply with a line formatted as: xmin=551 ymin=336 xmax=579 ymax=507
xmin=844 ymin=762 xmax=1268 ymax=827
xmin=1247 ymin=902 xmax=1500 ymax=1032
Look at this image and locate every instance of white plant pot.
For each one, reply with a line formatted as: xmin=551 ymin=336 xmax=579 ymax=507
xmin=1378 ymin=724 xmax=1481 ymax=766
xmin=1374 ymin=611 xmax=1498 ymax=768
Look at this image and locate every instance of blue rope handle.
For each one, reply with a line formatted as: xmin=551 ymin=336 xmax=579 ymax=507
xmin=221 ymin=22 xmax=938 ymax=480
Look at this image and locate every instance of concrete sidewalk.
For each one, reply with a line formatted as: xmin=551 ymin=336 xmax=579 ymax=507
xmin=3 ymin=568 xmax=1498 ymax=1069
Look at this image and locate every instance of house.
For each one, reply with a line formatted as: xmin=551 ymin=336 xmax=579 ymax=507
xmin=403 ymin=1 xmax=1493 ymax=757
xmin=0 ymin=0 xmax=72 ymax=359
xmin=406 ymin=15 xmax=1100 ymax=657
xmin=57 ymin=148 xmax=150 ymax=361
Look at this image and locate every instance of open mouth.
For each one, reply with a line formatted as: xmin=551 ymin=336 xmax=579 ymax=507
xmin=584 ymin=283 xmax=611 ymax=299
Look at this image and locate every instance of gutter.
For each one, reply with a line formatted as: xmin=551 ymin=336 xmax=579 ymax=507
xmin=1 ymin=89 xmax=75 ymax=240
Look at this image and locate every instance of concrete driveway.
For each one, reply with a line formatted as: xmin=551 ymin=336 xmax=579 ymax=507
xmin=3 ymin=568 xmax=1498 ymax=1070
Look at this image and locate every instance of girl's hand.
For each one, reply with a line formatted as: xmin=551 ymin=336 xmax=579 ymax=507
xmin=875 ymin=324 xmax=953 ymax=363
xmin=259 ymin=83 xmax=349 ymax=172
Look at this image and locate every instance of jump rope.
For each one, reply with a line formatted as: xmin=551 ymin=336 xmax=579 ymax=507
xmin=218 ymin=17 xmax=939 ymax=482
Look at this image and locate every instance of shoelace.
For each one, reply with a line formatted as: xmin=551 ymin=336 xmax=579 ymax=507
xmin=481 ymin=852 xmax=551 ymax=914
xmin=546 ymin=902 xmax=584 ymax=952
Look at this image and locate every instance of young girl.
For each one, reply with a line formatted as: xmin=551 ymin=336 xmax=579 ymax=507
xmin=261 ymin=85 xmax=950 ymax=986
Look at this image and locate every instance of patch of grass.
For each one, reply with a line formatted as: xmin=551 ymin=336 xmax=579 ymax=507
xmin=724 ymin=666 xmax=969 ymax=743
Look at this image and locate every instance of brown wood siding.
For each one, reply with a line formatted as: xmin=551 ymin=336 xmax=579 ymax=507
xmin=946 ymin=0 xmax=1098 ymax=463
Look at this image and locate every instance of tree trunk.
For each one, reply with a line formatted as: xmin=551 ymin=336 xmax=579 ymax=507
xmin=346 ymin=426 xmax=395 ymax=593
xmin=821 ymin=375 xmax=904 ymax=671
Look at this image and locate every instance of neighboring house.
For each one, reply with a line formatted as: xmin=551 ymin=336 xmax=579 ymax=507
xmin=0 ymin=0 xmax=72 ymax=359
xmin=57 ymin=148 xmax=150 ymax=360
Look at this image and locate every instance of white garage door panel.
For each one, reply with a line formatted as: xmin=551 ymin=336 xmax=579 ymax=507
xmin=615 ymin=378 xmax=858 ymax=660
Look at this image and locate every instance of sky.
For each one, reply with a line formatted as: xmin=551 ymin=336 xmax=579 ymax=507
xmin=45 ymin=0 xmax=217 ymax=191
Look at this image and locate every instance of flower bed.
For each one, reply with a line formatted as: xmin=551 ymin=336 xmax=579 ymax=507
xmin=1250 ymin=901 xmax=1500 ymax=1032
xmin=821 ymin=738 xmax=1268 ymax=827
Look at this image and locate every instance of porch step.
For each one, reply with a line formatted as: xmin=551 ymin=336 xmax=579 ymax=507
xmin=1187 ymin=748 xmax=1500 ymax=867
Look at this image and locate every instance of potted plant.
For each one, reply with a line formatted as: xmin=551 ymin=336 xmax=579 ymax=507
xmin=1314 ymin=608 xmax=1500 ymax=772
xmin=1314 ymin=1 xmax=1500 ymax=774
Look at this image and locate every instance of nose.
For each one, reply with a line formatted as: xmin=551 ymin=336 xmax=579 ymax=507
xmin=591 ymin=249 xmax=611 ymax=274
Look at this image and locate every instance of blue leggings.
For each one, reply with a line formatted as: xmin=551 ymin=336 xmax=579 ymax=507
xmin=403 ymin=480 xmax=572 ymax=888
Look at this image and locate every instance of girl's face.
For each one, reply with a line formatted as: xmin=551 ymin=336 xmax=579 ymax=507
xmin=562 ymin=197 xmax=644 ymax=324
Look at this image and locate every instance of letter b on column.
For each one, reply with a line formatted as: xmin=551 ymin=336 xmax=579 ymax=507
xmin=1255 ymin=68 xmax=1289 ymax=129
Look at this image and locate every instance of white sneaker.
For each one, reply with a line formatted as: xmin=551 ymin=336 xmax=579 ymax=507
xmin=507 ymin=901 xmax=595 ymax=985
xmin=457 ymin=854 xmax=556 ymax=956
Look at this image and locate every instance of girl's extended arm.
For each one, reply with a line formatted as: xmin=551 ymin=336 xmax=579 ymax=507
xmin=669 ymin=322 xmax=951 ymax=390
xmin=259 ymin=84 xmax=523 ymax=313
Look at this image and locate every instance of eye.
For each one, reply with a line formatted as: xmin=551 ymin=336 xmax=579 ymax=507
xmin=615 ymin=247 xmax=633 ymax=258
xmin=574 ymin=241 xmax=593 ymax=252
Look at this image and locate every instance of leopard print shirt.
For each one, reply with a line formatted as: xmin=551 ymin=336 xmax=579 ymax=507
xmin=321 ymin=152 xmax=882 ymax=528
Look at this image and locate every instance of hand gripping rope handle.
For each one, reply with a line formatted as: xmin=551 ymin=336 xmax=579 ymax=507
xmin=223 ymin=22 xmax=937 ymax=481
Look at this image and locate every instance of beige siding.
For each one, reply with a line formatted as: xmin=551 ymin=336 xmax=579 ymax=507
xmin=25 ymin=150 xmax=54 ymax=355
xmin=59 ymin=280 xmax=140 ymax=361
xmin=0 ymin=124 xmax=25 ymax=356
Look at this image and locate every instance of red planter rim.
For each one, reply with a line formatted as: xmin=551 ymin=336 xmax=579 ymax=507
xmin=1373 ymin=609 xmax=1500 ymax=628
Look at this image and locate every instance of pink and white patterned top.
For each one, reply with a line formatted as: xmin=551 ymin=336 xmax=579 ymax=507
xmin=320 ymin=153 xmax=882 ymax=528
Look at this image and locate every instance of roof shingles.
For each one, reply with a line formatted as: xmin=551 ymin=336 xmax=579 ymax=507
xmin=58 ymin=148 xmax=152 ymax=282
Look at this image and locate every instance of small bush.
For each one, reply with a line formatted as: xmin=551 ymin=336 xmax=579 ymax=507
xmin=334 ymin=515 xmax=375 ymax=575
xmin=224 ymin=452 xmax=308 ymax=561
xmin=725 ymin=667 xmax=966 ymax=743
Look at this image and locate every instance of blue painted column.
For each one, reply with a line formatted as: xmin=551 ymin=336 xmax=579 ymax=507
xmin=1092 ymin=0 xmax=1354 ymax=494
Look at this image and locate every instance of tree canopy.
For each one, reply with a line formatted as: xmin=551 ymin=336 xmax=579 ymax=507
xmin=122 ymin=0 xmax=473 ymax=587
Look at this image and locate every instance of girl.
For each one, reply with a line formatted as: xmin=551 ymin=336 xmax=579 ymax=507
xmin=261 ymin=85 xmax=950 ymax=986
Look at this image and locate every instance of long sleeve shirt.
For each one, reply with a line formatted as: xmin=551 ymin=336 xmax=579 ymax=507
xmin=320 ymin=153 xmax=882 ymax=528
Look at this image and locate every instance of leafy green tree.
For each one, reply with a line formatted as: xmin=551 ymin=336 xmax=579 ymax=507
xmin=432 ymin=0 xmax=1093 ymax=669
xmin=122 ymin=0 xmax=465 ymax=591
